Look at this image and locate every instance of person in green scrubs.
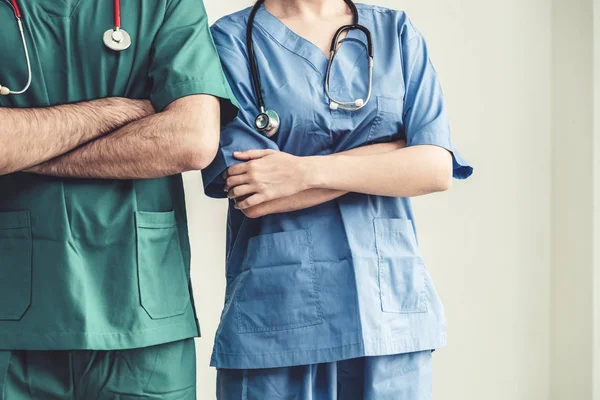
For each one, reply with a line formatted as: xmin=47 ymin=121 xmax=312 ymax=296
xmin=0 ymin=0 xmax=236 ymax=398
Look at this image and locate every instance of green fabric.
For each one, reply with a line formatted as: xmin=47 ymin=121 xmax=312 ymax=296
xmin=0 ymin=0 xmax=236 ymax=350
xmin=0 ymin=339 xmax=196 ymax=400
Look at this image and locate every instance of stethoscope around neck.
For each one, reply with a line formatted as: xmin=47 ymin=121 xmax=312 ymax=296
xmin=247 ymin=0 xmax=374 ymax=138
xmin=0 ymin=0 xmax=131 ymax=96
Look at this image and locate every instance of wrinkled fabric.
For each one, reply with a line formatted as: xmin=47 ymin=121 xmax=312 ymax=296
xmin=0 ymin=0 xmax=236 ymax=350
xmin=0 ymin=339 xmax=196 ymax=400
xmin=203 ymin=4 xmax=473 ymax=370
xmin=217 ymin=351 xmax=433 ymax=400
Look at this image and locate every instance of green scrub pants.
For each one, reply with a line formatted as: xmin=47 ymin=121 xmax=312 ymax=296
xmin=0 ymin=339 xmax=196 ymax=400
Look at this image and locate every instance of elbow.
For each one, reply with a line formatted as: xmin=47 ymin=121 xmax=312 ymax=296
xmin=0 ymin=151 xmax=18 ymax=176
xmin=184 ymin=126 xmax=220 ymax=171
xmin=0 ymin=160 xmax=10 ymax=176
xmin=432 ymin=171 xmax=452 ymax=192
xmin=431 ymin=157 xmax=454 ymax=193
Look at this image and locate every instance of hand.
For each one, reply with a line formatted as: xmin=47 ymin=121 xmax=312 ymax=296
xmin=224 ymin=149 xmax=312 ymax=210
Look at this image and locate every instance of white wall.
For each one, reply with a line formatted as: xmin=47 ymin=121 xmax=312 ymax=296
xmin=187 ymin=1 xmax=554 ymax=399
xmin=407 ymin=1 xmax=551 ymax=399
xmin=551 ymin=0 xmax=595 ymax=399
xmin=593 ymin=0 xmax=600 ymax=398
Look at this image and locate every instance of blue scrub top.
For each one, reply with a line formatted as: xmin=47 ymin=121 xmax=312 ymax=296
xmin=203 ymin=3 xmax=473 ymax=369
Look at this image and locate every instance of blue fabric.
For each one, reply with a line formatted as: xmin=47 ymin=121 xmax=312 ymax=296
xmin=217 ymin=351 xmax=433 ymax=400
xmin=203 ymin=4 xmax=473 ymax=370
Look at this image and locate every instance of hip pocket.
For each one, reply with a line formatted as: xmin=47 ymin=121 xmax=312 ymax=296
xmin=374 ymin=218 xmax=427 ymax=314
xmin=235 ymin=229 xmax=323 ymax=334
xmin=0 ymin=211 xmax=32 ymax=321
xmin=136 ymin=211 xmax=189 ymax=320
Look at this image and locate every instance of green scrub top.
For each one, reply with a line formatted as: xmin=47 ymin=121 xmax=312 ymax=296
xmin=0 ymin=0 xmax=236 ymax=350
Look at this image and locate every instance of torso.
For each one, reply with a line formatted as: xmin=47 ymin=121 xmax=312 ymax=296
xmin=206 ymin=4 xmax=450 ymax=370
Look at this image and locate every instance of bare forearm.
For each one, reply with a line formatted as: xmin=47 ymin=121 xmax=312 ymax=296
xmin=242 ymin=188 xmax=343 ymax=218
xmin=27 ymin=95 xmax=220 ymax=179
xmin=0 ymin=98 xmax=153 ymax=175
xmin=306 ymin=145 xmax=453 ymax=197
xmin=242 ymin=141 xmax=404 ymax=218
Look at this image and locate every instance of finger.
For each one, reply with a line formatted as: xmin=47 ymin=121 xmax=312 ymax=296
xmin=221 ymin=170 xmax=229 ymax=180
xmin=227 ymin=162 xmax=251 ymax=177
xmin=225 ymin=175 xmax=250 ymax=191
xmin=228 ymin=184 xmax=255 ymax=199
xmin=233 ymin=149 xmax=276 ymax=161
xmin=234 ymin=194 xmax=266 ymax=210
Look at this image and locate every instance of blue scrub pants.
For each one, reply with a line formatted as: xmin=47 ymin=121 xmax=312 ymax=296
xmin=217 ymin=351 xmax=433 ymax=400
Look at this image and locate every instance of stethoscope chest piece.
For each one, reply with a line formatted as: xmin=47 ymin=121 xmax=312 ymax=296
xmin=255 ymin=109 xmax=280 ymax=138
xmin=103 ymin=28 xmax=131 ymax=52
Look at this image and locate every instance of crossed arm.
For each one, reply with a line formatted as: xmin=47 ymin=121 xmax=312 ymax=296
xmin=1 ymin=95 xmax=220 ymax=179
xmin=224 ymin=143 xmax=453 ymax=218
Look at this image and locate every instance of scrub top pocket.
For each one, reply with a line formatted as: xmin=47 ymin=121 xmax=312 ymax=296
xmin=367 ymin=96 xmax=405 ymax=142
xmin=136 ymin=211 xmax=189 ymax=320
xmin=0 ymin=211 xmax=32 ymax=321
xmin=374 ymin=218 xmax=427 ymax=314
xmin=235 ymin=229 xmax=323 ymax=334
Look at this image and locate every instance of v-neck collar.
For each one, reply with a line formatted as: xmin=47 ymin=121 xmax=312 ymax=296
xmin=11 ymin=0 xmax=84 ymax=19
xmin=253 ymin=4 xmax=367 ymax=77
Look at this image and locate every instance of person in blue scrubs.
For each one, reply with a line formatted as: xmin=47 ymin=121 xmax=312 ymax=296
xmin=203 ymin=0 xmax=473 ymax=398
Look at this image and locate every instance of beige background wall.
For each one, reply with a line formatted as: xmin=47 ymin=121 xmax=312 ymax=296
xmin=185 ymin=1 xmax=555 ymax=399
xmin=593 ymin=0 xmax=600 ymax=398
xmin=551 ymin=0 xmax=595 ymax=399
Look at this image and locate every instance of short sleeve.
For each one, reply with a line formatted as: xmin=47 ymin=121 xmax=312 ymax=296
xmin=401 ymin=20 xmax=473 ymax=179
xmin=201 ymin=40 xmax=280 ymax=198
xmin=148 ymin=0 xmax=238 ymax=114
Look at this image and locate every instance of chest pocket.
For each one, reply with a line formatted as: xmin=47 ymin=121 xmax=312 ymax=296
xmin=367 ymin=96 xmax=405 ymax=143
xmin=274 ymin=79 xmax=335 ymax=157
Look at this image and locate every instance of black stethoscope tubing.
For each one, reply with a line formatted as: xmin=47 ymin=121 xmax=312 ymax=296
xmin=246 ymin=0 xmax=374 ymax=137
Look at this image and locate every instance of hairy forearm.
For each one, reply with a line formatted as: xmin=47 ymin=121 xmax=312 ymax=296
xmin=0 ymin=98 xmax=153 ymax=175
xmin=27 ymin=96 xmax=220 ymax=180
xmin=306 ymin=145 xmax=453 ymax=197
xmin=243 ymin=141 xmax=404 ymax=218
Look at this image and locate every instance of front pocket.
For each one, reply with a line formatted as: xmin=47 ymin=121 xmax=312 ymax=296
xmin=136 ymin=211 xmax=189 ymax=320
xmin=374 ymin=218 xmax=427 ymax=314
xmin=367 ymin=96 xmax=404 ymax=142
xmin=235 ymin=229 xmax=323 ymax=334
xmin=0 ymin=211 xmax=32 ymax=321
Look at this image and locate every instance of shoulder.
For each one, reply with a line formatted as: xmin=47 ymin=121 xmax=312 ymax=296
xmin=355 ymin=3 xmax=421 ymax=40
xmin=211 ymin=7 xmax=252 ymax=53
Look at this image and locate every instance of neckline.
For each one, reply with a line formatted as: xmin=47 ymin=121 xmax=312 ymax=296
xmin=253 ymin=4 xmax=366 ymax=76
